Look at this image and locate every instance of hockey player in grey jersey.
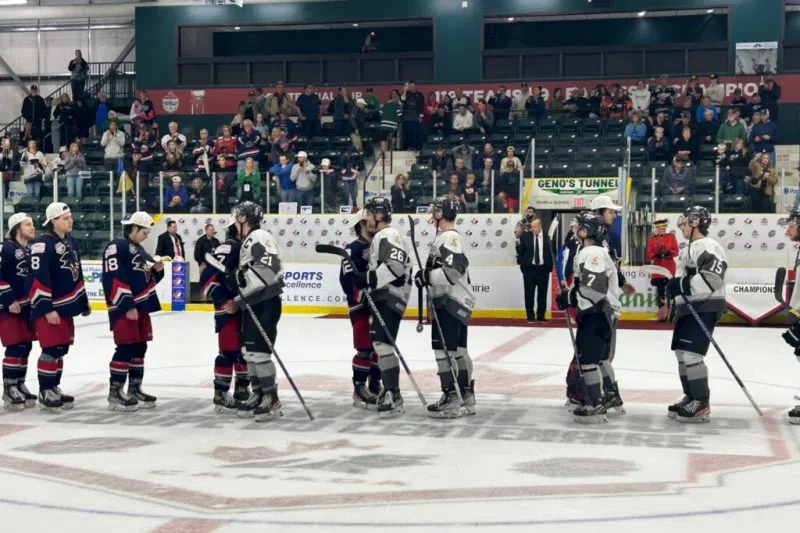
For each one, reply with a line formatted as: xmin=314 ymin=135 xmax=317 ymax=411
xmin=781 ymin=208 xmax=800 ymax=424
xmin=230 ymin=201 xmax=286 ymax=421
xmin=415 ymin=198 xmax=476 ymax=418
xmin=352 ymin=197 xmax=412 ymax=417
xmin=665 ymin=205 xmax=727 ymax=423
xmin=556 ymin=211 xmax=621 ymax=424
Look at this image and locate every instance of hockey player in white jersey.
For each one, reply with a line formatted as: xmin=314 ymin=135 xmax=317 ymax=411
xmin=665 ymin=205 xmax=727 ymax=423
xmin=415 ymin=198 xmax=475 ymax=418
xmin=230 ymin=201 xmax=285 ymax=421
xmin=556 ymin=211 xmax=620 ymax=423
xmin=781 ymin=208 xmax=800 ymax=423
xmin=352 ymin=197 xmax=412 ymax=417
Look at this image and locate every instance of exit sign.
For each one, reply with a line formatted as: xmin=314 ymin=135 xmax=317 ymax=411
xmin=572 ymin=198 xmax=585 ymax=208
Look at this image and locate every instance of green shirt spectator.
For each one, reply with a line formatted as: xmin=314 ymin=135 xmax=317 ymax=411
xmin=716 ymin=112 xmax=748 ymax=147
xmin=236 ymin=157 xmax=261 ymax=202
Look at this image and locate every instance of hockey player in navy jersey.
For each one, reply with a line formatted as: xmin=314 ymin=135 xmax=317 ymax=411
xmin=200 ymin=219 xmax=250 ymax=412
xmin=26 ymin=202 xmax=90 ymax=413
xmin=1 ymin=213 xmax=37 ymax=410
xmin=339 ymin=215 xmax=381 ymax=409
xmin=102 ymin=212 xmax=165 ymax=411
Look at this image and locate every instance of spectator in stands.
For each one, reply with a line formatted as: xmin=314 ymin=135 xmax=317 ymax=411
xmin=648 ymin=111 xmax=670 ymax=138
xmin=452 ymin=144 xmax=474 ymax=171
xmin=20 ymin=139 xmax=44 ymax=198
xmin=68 ymin=49 xmax=88 ymax=102
xmin=74 ymin=99 xmax=91 ymax=142
xmin=331 ymin=86 xmax=352 ymax=137
xmin=291 ymin=151 xmax=317 ymax=207
xmin=423 ymin=91 xmax=438 ymax=131
xmin=609 ymin=87 xmax=632 ymax=119
xmin=563 ymin=89 xmax=580 ymax=118
xmin=597 ymin=85 xmax=612 ymax=119
xmin=695 ymin=96 xmax=719 ymax=124
xmin=661 ymin=157 xmax=692 ymax=196
xmin=162 ymin=140 xmax=183 ymax=176
xmin=243 ymin=89 xmax=258 ymax=122
xmin=101 ymin=110 xmax=124 ymax=132
xmin=586 ymin=87 xmax=602 ymax=119
xmin=269 ymin=138 xmax=295 ymax=167
xmin=477 ymin=143 xmax=500 ymax=171
xmin=730 ymin=88 xmax=752 ymax=123
xmin=647 ymin=126 xmax=671 ymax=162
xmin=363 ymin=87 xmax=380 ymax=121
xmin=271 ymin=153 xmax=295 ymax=203
xmin=161 ymin=121 xmax=187 ymax=152
xmin=294 ymin=84 xmax=321 ymax=139
xmin=270 ymin=111 xmax=298 ymax=141
xmin=719 ymin=138 xmax=749 ymax=195
xmin=130 ymin=89 xmax=156 ymax=130
xmin=131 ymin=125 xmax=157 ymax=178
xmin=390 ymin=174 xmax=414 ymax=214
xmin=19 ymin=122 xmax=34 ymax=148
xmin=705 ymin=74 xmax=724 ymax=107
xmin=317 ymin=158 xmax=337 ymax=213
xmin=350 ymin=98 xmax=367 ymax=150
xmin=697 ymin=108 xmax=721 ymax=145
xmin=231 ymin=102 xmax=245 ymax=136
xmin=474 ymin=100 xmax=494 ymax=135
xmin=194 ymin=224 xmax=219 ymax=274
xmin=511 ymin=83 xmax=530 ymax=120
xmin=21 ymin=84 xmax=46 ymax=144
xmin=479 ymin=157 xmax=495 ymax=188
xmin=673 ymin=126 xmax=699 ymax=164
xmin=187 ymin=176 xmax=212 ymax=213
xmin=624 ymin=111 xmax=647 ymax=145
xmin=500 ymin=146 xmax=522 ymax=172
xmin=671 ymin=111 xmax=694 ymax=143
xmin=54 ymin=93 xmax=76 ymax=146
xmin=236 ymin=119 xmax=261 ymax=172
xmin=339 ymin=161 xmax=359 ymax=208
xmin=164 ymin=176 xmax=188 ymax=213
xmin=48 ymin=146 xmax=67 ymax=179
xmin=100 ymin=121 xmax=126 ymax=171
xmin=213 ymin=124 xmax=238 ymax=170
xmin=758 ymin=75 xmax=781 ymax=122
xmin=0 ymin=137 xmax=15 ymax=190
xmin=446 ymin=173 xmax=466 ymax=209
xmin=452 ymin=88 xmax=471 ymax=110
xmin=684 ymin=75 xmax=703 ymax=109
xmin=548 ymin=87 xmax=565 ymax=114
xmin=63 ymin=142 xmax=87 ymax=198
xmin=750 ymin=92 xmax=766 ymax=118
xmin=628 ymin=80 xmax=650 ymax=116
xmin=236 ymin=157 xmax=261 ymax=204
xmin=251 ymin=88 xmax=268 ymax=124
xmin=254 ymin=113 xmax=269 ymax=139
xmin=379 ymin=88 xmax=402 ymax=151
xmin=750 ymin=110 xmax=779 ymax=164
xmin=746 ymin=151 xmax=777 ymax=212
xmin=496 ymin=160 xmax=520 ymax=213
xmin=489 ymin=86 xmax=512 ymax=122
xmin=526 ymin=86 xmax=547 ymax=121
xmin=94 ymin=91 xmax=109 ymax=133
xmin=192 ymin=129 xmax=214 ymax=174
xmin=430 ymin=145 xmax=451 ymax=175
xmin=452 ymin=104 xmax=474 ymax=133
xmin=401 ymin=80 xmax=425 ymax=150
xmin=266 ymin=80 xmax=296 ymax=119
xmin=650 ymin=74 xmax=676 ymax=115
xmin=717 ymin=109 xmax=748 ymax=148
xmin=463 ymin=173 xmax=479 ymax=213
xmin=429 ymin=105 xmax=449 ymax=137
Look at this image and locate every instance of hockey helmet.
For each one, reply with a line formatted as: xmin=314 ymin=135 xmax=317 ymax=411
xmin=574 ymin=211 xmax=606 ymax=241
xmin=231 ymin=201 xmax=263 ymax=228
xmin=364 ymin=196 xmax=393 ymax=222
xmin=679 ymin=205 xmax=711 ymax=232
xmin=788 ymin=208 xmax=800 ymax=226
xmin=429 ymin=197 xmax=460 ymax=222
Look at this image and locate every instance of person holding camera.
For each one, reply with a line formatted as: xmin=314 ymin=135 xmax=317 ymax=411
xmin=646 ymin=218 xmax=678 ymax=320
xmin=746 ymin=151 xmax=777 ymax=213
xmin=290 ymin=151 xmax=317 ymax=208
xmin=20 ymin=139 xmax=45 ymax=198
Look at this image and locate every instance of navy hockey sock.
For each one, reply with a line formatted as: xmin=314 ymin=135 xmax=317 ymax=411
xmin=214 ymin=351 xmax=239 ymax=392
xmin=110 ymin=344 xmax=137 ymax=387
xmin=37 ymin=352 xmax=61 ymax=391
xmin=128 ymin=343 xmax=147 ymax=387
xmin=2 ymin=344 xmax=28 ymax=385
xmin=233 ymin=356 xmax=249 ymax=389
xmin=352 ymin=350 xmax=372 ymax=384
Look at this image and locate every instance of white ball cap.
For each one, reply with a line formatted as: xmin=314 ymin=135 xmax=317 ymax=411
xmin=297 ymin=151 xmax=308 ymax=158
xmin=590 ymin=195 xmax=622 ymax=212
xmin=121 ymin=211 xmax=154 ymax=227
xmin=43 ymin=202 xmax=71 ymax=226
xmin=321 ymin=158 xmax=331 ymax=167
xmin=6 ymin=212 xmax=31 ymax=238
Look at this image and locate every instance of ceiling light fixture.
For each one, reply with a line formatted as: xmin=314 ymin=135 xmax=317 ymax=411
xmin=507 ymin=17 xmax=515 ymax=22
xmin=638 ymin=11 xmax=647 ymax=17
xmin=0 ymin=0 xmax=29 ymax=6
xmin=234 ymin=26 xmax=241 ymax=30
xmin=707 ymin=9 xmax=714 ymax=13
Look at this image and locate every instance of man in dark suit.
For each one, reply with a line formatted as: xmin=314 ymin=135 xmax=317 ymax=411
xmin=516 ymin=218 xmax=553 ymax=323
xmin=193 ymin=223 xmax=219 ymax=274
xmin=155 ymin=219 xmax=185 ymax=260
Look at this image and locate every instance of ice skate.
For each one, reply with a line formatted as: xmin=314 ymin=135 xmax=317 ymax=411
xmin=352 ymin=380 xmax=378 ymax=410
xmin=602 ymin=388 xmax=626 ymax=416
xmin=38 ymin=389 xmax=63 ymax=414
xmin=427 ymin=390 xmax=462 ymax=419
xmin=17 ymin=382 xmax=37 ymax=408
xmin=108 ymin=386 xmax=140 ymax=412
xmin=213 ymin=391 xmax=241 ymax=413
xmin=253 ymin=391 xmax=283 ymax=422
xmin=233 ymin=384 xmax=250 ymax=402
xmin=54 ymin=386 xmax=74 ymax=410
xmin=573 ymin=402 xmax=607 ymax=424
xmin=367 ymin=377 xmax=382 ymax=397
xmin=461 ymin=380 xmax=476 ymax=416
xmin=675 ymin=399 xmax=710 ymax=423
xmin=376 ymin=389 xmax=404 ymax=418
xmin=565 ymin=396 xmax=582 ymax=410
xmin=237 ymin=390 xmax=263 ymax=419
xmin=667 ymin=395 xmax=692 ymax=419
xmin=128 ymin=385 xmax=156 ymax=408
xmin=3 ymin=386 xmax=25 ymax=411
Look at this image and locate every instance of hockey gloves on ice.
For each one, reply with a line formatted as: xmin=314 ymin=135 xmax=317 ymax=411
xmin=353 ymin=271 xmax=377 ymax=290
xmin=666 ymin=276 xmax=691 ymax=300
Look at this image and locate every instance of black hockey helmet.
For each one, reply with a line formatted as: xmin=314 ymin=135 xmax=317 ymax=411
xmin=231 ymin=201 xmax=263 ymax=228
xmin=429 ymin=197 xmax=459 ymax=222
xmin=679 ymin=205 xmax=711 ymax=231
xmin=364 ymin=196 xmax=392 ymax=222
xmin=574 ymin=211 xmax=606 ymax=241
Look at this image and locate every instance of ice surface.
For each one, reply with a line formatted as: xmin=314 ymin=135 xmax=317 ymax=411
xmin=2 ymin=312 xmax=800 ymax=533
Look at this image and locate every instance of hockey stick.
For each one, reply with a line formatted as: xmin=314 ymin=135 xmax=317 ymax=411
xmin=315 ymin=244 xmax=427 ymax=407
xmin=416 ymin=284 xmax=424 ymax=333
xmin=775 ymin=267 xmax=787 ymax=307
xmin=407 ymin=215 xmax=464 ymax=406
xmin=205 ymin=253 xmax=315 ymax=421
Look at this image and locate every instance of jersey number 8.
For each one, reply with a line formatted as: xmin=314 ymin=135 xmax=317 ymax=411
xmin=30 ymin=256 xmax=40 ymax=270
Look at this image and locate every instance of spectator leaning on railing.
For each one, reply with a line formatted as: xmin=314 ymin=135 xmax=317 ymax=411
xmin=350 ymin=98 xmax=367 ymax=151
xmin=67 ymin=49 xmax=88 ymax=102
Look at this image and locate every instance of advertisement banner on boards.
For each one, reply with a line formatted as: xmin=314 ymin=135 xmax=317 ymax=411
xmin=83 ymin=260 xmax=174 ymax=305
xmin=724 ymin=268 xmax=784 ymax=325
xmin=530 ymin=176 xmax=620 ymax=210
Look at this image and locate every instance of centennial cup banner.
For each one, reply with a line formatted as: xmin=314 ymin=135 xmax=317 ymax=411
xmin=531 ymin=177 xmax=620 ymax=210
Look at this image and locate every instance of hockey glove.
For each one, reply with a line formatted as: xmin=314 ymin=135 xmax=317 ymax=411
xmin=235 ymin=268 xmax=247 ymax=289
xmin=353 ymin=271 xmax=377 ymax=290
xmin=782 ymin=322 xmax=800 ymax=349
xmin=414 ymin=269 xmax=430 ymax=289
xmin=666 ymin=276 xmax=691 ymax=300
xmin=556 ymin=291 xmax=570 ymax=310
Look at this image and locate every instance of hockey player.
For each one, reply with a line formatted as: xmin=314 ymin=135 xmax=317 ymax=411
xmin=339 ymin=215 xmax=381 ymax=409
xmin=782 ymin=208 xmax=800 ymax=424
xmin=1 ymin=213 xmax=37 ymax=410
xmin=102 ymin=212 xmax=164 ymax=411
xmin=665 ymin=205 xmax=727 ymax=423
xmin=353 ymin=196 xmax=412 ymax=417
xmin=556 ymin=211 xmax=620 ymax=423
xmin=230 ymin=201 xmax=285 ymax=421
xmin=200 ymin=219 xmax=250 ymax=412
xmin=415 ymin=197 xmax=476 ymax=418
xmin=26 ymin=202 xmax=90 ymax=413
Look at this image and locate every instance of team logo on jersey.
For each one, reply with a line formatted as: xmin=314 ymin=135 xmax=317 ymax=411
xmin=717 ymin=230 xmax=726 ymax=237
xmin=727 ymin=218 xmax=735 ymax=225
xmin=752 ymin=230 xmax=760 ymax=238
xmin=104 ymin=244 xmax=117 ymax=258
xmin=55 ymin=242 xmax=66 ymax=254
xmin=14 ymin=249 xmax=24 ymax=260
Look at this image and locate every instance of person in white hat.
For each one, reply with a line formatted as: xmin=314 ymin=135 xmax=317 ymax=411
xmin=0 ymin=213 xmax=38 ymax=410
xmin=319 ymin=157 xmax=337 ymax=213
xmin=26 ymin=202 xmax=90 ymax=413
xmin=291 ymin=150 xmax=316 ymax=208
xmin=164 ymin=175 xmax=187 ymax=213
xmin=101 ymin=211 xmax=164 ymax=411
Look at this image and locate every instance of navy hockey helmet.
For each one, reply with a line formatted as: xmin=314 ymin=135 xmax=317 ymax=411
xmin=364 ymin=196 xmax=393 ymax=222
xmin=679 ymin=205 xmax=711 ymax=232
xmin=429 ymin=197 xmax=460 ymax=222
xmin=574 ymin=211 xmax=606 ymax=241
xmin=231 ymin=201 xmax=263 ymax=228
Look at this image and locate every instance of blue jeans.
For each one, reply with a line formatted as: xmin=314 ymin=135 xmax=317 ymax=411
xmin=25 ymin=177 xmax=41 ymax=198
xmin=65 ymin=174 xmax=84 ymax=198
xmin=297 ymin=188 xmax=315 ymax=208
xmin=281 ymin=188 xmax=298 ymax=203
xmin=342 ymin=180 xmax=357 ymax=207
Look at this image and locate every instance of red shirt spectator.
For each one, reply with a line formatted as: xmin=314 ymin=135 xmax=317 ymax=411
xmin=213 ymin=125 xmax=239 ymax=169
xmin=423 ymin=92 xmax=439 ymax=124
